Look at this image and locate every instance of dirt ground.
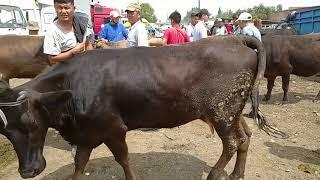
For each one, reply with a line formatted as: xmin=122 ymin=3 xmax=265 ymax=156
xmin=0 ymin=75 xmax=319 ymax=180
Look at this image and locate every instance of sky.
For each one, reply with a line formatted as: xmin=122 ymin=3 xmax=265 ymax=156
xmin=97 ymin=0 xmax=320 ymax=21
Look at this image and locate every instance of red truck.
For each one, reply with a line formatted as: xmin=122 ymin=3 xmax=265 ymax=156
xmin=91 ymin=4 xmax=114 ymax=36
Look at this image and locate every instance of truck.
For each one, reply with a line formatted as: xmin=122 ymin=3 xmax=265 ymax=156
xmin=289 ymin=6 xmax=320 ymax=34
xmin=0 ymin=4 xmax=28 ymax=35
xmin=91 ymin=3 xmax=114 ymax=36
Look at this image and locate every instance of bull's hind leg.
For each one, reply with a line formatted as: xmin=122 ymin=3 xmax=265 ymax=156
xmin=104 ymin=122 xmax=136 ymax=180
xmin=263 ymin=75 xmax=276 ymax=101
xmin=206 ymin=114 xmax=251 ymax=180
xmin=230 ymin=115 xmax=252 ymax=180
xmin=282 ymin=74 xmax=290 ymax=102
xmin=73 ymin=146 xmax=93 ymax=180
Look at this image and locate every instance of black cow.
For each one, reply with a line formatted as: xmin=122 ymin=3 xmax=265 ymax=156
xmin=262 ymin=33 xmax=320 ymax=101
xmin=0 ymin=36 xmax=267 ymax=180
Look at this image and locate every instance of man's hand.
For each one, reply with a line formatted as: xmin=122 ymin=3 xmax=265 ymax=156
xmin=100 ymin=38 xmax=108 ymax=43
xmin=71 ymin=43 xmax=85 ymax=55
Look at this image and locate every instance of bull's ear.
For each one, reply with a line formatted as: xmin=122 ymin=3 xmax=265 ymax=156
xmin=39 ymin=90 xmax=72 ymax=107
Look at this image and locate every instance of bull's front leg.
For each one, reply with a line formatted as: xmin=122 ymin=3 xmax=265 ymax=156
xmin=72 ymin=146 xmax=93 ymax=180
xmin=282 ymin=74 xmax=290 ymax=102
xmin=263 ymin=75 xmax=276 ymax=101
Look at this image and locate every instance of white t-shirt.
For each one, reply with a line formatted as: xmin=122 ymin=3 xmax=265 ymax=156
xmin=241 ymin=23 xmax=262 ymax=42
xmin=127 ymin=20 xmax=148 ymax=47
xmin=43 ymin=21 xmax=91 ymax=55
xmin=186 ymin=24 xmax=195 ymax=41
xmin=213 ymin=26 xmax=227 ymax=35
xmin=43 ymin=21 xmax=77 ymax=55
xmin=193 ymin=21 xmax=208 ymax=41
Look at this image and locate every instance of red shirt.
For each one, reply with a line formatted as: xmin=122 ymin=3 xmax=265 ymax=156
xmin=163 ymin=25 xmax=190 ymax=45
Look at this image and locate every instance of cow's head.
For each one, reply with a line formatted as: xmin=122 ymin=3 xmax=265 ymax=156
xmin=0 ymin=80 xmax=72 ymax=178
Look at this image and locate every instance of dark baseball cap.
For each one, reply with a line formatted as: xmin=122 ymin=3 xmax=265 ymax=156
xmin=197 ymin=9 xmax=211 ymax=17
xmin=190 ymin=10 xmax=199 ymax=17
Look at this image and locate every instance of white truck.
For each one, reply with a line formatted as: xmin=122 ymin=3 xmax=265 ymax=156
xmin=0 ymin=4 xmax=28 ymax=35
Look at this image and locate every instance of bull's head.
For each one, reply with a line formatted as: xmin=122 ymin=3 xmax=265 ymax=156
xmin=0 ymin=81 xmax=72 ymax=178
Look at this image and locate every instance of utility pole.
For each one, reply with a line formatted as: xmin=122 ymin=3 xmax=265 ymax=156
xmin=198 ymin=0 xmax=200 ymax=9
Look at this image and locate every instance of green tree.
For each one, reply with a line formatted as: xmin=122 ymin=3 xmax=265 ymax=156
xmin=218 ymin=4 xmax=280 ymax=20
xmin=276 ymin=4 xmax=283 ymax=12
xmin=140 ymin=3 xmax=158 ymax=23
xmin=182 ymin=7 xmax=200 ymax=24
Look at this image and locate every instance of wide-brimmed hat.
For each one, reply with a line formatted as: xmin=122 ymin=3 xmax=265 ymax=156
xmin=125 ymin=3 xmax=141 ymax=12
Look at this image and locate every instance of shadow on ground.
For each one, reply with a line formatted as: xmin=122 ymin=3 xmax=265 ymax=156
xmin=43 ymin=152 xmax=211 ymax=180
xmin=264 ymin=142 xmax=320 ymax=165
xmin=259 ymin=92 xmax=317 ymax=105
xmin=44 ymin=129 xmax=72 ymax=151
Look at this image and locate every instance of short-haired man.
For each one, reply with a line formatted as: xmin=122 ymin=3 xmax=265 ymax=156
xmin=162 ymin=11 xmax=190 ymax=45
xmin=125 ymin=3 xmax=148 ymax=47
xmin=211 ymin=18 xmax=227 ymax=36
xmin=186 ymin=11 xmax=198 ymax=41
xmin=44 ymin=0 xmax=93 ymax=63
xmin=193 ymin=8 xmax=211 ymax=41
xmin=238 ymin=12 xmax=261 ymax=41
xmin=98 ymin=10 xmax=128 ymax=43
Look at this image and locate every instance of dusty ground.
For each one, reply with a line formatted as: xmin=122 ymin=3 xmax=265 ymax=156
xmin=0 ymin=75 xmax=319 ymax=180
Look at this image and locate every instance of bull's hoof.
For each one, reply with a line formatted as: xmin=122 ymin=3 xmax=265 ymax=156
xmin=207 ymin=169 xmax=229 ymax=180
xmin=229 ymin=173 xmax=243 ymax=180
xmin=282 ymin=97 xmax=288 ymax=102
xmin=262 ymin=95 xmax=270 ymax=101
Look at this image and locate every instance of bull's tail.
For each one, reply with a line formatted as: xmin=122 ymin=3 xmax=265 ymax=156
xmin=242 ymin=36 xmax=288 ymax=138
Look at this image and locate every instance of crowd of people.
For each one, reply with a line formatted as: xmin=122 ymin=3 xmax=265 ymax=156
xmin=44 ymin=0 xmax=262 ymax=65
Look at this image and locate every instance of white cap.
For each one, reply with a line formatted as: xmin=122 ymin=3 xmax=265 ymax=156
xmin=238 ymin=12 xmax=252 ymax=21
xmin=110 ymin=10 xmax=121 ymax=18
xmin=217 ymin=18 xmax=223 ymax=22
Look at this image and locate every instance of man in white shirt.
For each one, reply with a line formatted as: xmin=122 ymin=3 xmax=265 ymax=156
xmin=43 ymin=0 xmax=93 ymax=63
xmin=125 ymin=3 xmax=148 ymax=47
xmin=238 ymin=12 xmax=261 ymax=41
xmin=193 ymin=9 xmax=211 ymax=41
xmin=211 ymin=18 xmax=227 ymax=36
xmin=186 ymin=11 xmax=198 ymax=41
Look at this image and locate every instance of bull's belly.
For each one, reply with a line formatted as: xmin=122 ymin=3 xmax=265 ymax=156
xmin=124 ymin=109 xmax=201 ymax=130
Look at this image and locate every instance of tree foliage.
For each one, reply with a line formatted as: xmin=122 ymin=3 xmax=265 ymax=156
xmin=216 ymin=4 xmax=283 ymax=20
xmin=140 ymin=3 xmax=158 ymax=23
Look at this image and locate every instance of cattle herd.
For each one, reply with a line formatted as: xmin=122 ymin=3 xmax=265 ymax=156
xmin=0 ymin=32 xmax=319 ymax=180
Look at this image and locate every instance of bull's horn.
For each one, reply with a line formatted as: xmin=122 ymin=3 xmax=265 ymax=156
xmin=0 ymin=109 xmax=8 ymax=128
xmin=17 ymin=91 xmax=28 ymax=102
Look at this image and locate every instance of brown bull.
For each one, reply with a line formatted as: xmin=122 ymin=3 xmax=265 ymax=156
xmin=263 ymin=34 xmax=320 ymax=101
xmin=0 ymin=35 xmax=49 ymax=83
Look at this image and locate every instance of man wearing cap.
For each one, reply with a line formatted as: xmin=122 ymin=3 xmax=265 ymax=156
xmin=193 ymin=8 xmax=211 ymax=41
xmin=211 ymin=18 xmax=227 ymax=36
xmin=238 ymin=12 xmax=261 ymax=41
xmin=98 ymin=10 xmax=128 ymax=43
xmin=186 ymin=11 xmax=198 ymax=41
xmin=125 ymin=3 xmax=149 ymax=47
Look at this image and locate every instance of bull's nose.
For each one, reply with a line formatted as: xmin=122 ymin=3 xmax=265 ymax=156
xmin=19 ymin=169 xmax=39 ymax=179
xmin=19 ymin=158 xmax=46 ymax=179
